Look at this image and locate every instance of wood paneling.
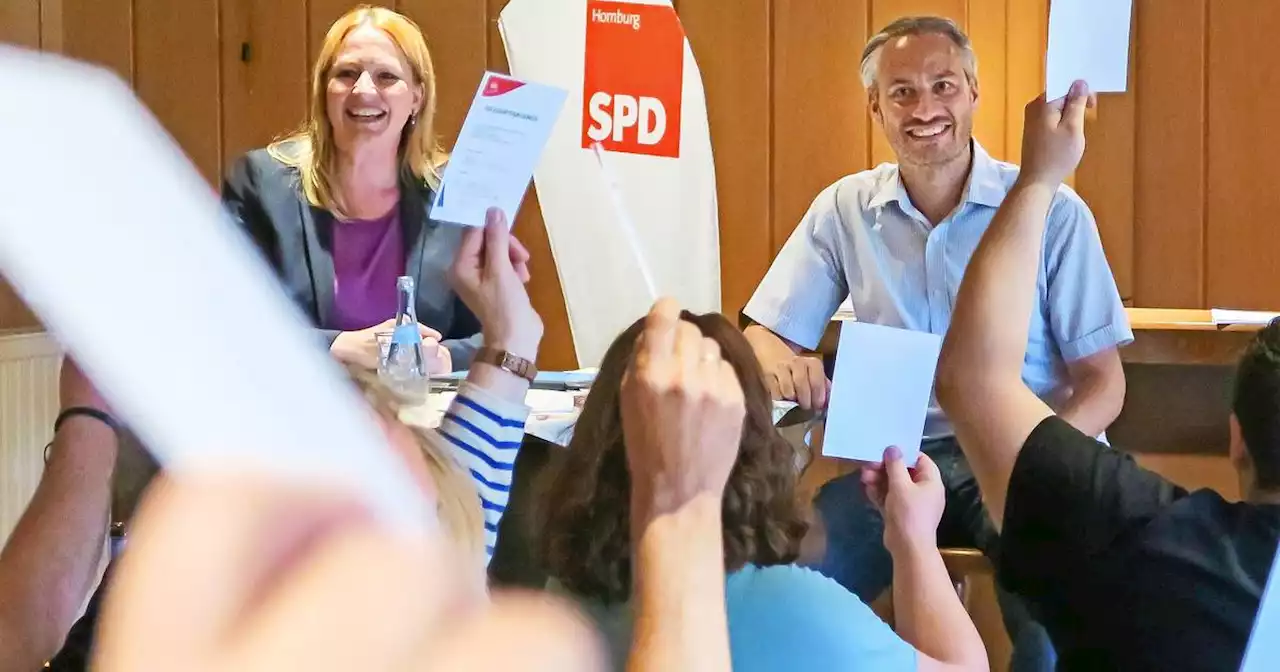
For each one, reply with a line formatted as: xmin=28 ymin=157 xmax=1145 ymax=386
xmin=681 ymin=0 xmax=773 ymax=316
xmin=1132 ymin=0 xmax=1205 ymax=309
xmin=220 ymin=0 xmax=308 ymax=168
xmin=966 ymin=0 xmax=1007 ymax=158
xmin=1004 ymin=0 xmax=1047 ymax=166
xmin=1074 ymin=37 xmax=1136 ymax=301
xmin=0 ymin=0 xmax=41 ymax=49
xmin=60 ymin=0 xmax=132 ymax=82
xmin=307 ymin=0 xmax=366 ymax=64
xmin=134 ymin=0 xmax=222 ymax=185
xmin=400 ymin=0 xmax=488 ymax=148
xmin=1205 ymin=2 xmax=1280 ymax=310
xmin=770 ymin=0 xmax=869 ymax=253
xmin=485 ymin=0 xmax=575 ymax=371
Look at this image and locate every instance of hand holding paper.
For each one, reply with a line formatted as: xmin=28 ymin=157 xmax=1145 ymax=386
xmin=1046 ymin=0 xmax=1134 ymax=101
xmin=431 ymin=71 xmax=568 ymax=228
xmin=821 ymin=321 xmax=942 ymax=466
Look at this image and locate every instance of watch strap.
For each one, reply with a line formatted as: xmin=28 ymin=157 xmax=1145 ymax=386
xmin=474 ymin=346 xmax=538 ymax=382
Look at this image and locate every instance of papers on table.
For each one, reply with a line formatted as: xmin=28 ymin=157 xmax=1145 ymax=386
xmin=0 ymin=47 xmax=431 ymax=533
xmin=1046 ymin=0 xmax=1134 ymax=100
xmin=822 ymin=321 xmax=941 ymax=465
xmin=1211 ymin=309 xmax=1280 ymax=327
xmin=431 ymin=71 xmax=568 ymax=228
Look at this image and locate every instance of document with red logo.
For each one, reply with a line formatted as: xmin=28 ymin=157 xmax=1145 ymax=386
xmin=431 ymin=71 xmax=568 ymax=228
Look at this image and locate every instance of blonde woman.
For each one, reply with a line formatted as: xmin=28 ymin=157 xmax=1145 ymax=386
xmin=222 ymin=4 xmax=478 ymax=371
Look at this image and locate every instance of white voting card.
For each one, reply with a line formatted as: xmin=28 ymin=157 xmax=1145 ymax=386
xmin=1211 ymin=309 xmax=1280 ymax=327
xmin=0 ymin=46 xmax=431 ymax=534
xmin=1243 ymin=547 xmax=1280 ymax=672
xmin=431 ymin=71 xmax=568 ymax=228
xmin=1046 ymin=0 xmax=1134 ymax=100
xmin=822 ymin=321 xmax=942 ymax=466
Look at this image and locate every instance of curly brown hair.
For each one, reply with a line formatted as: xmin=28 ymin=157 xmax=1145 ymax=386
xmin=539 ymin=311 xmax=808 ymax=604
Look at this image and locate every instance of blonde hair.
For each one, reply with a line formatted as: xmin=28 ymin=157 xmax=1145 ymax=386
xmin=268 ymin=5 xmax=449 ymax=212
xmin=346 ymin=365 xmax=485 ymax=565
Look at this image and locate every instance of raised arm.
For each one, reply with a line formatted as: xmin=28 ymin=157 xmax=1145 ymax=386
xmin=934 ymin=82 xmax=1093 ymax=529
xmin=442 ymin=207 xmax=543 ymax=565
xmin=0 ymin=358 xmax=117 ymax=671
xmin=860 ymin=448 xmax=988 ymax=671
xmin=624 ymin=298 xmax=740 ymax=672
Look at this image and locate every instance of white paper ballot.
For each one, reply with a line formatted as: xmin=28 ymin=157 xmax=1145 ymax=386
xmin=1211 ymin=309 xmax=1280 ymax=326
xmin=822 ymin=321 xmax=942 ymax=465
xmin=0 ymin=46 xmax=431 ymax=534
xmin=1242 ymin=550 xmax=1280 ymax=672
xmin=431 ymin=71 xmax=568 ymax=227
xmin=1046 ymin=0 xmax=1134 ymax=100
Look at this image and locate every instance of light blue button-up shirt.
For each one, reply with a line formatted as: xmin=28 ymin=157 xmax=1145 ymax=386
xmin=744 ymin=142 xmax=1133 ymax=439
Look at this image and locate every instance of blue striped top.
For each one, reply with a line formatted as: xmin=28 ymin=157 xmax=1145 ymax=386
xmin=434 ymin=381 xmax=528 ymax=565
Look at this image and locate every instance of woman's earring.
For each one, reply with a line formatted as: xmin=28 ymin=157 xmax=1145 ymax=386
xmin=408 ymin=112 xmax=418 ymax=128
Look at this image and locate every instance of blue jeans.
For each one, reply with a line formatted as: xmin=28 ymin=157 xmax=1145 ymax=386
xmin=807 ymin=438 xmax=1057 ymax=672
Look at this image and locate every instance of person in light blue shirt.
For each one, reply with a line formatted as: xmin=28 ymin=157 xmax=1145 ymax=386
xmin=542 ymin=310 xmax=989 ymax=671
xmin=742 ymin=16 xmax=1132 ymax=672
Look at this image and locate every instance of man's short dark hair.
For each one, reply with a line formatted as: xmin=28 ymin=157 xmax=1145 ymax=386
xmin=1232 ymin=318 xmax=1280 ymax=490
xmin=859 ymin=16 xmax=977 ymax=90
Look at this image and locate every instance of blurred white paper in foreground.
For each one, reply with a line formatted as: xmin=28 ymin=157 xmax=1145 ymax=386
xmin=0 ymin=46 xmax=431 ymax=534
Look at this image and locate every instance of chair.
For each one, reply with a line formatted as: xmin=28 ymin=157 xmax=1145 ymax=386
xmin=939 ymin=547 xmax=993 ymax=609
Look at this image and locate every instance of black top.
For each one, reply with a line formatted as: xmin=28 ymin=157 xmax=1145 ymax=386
xmin=1001 ymin=416 xmax=1280 ymax=671
xmin=219 ymin=143 xmax=482 ymax=368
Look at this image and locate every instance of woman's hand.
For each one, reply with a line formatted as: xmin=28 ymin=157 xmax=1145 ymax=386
xmin=92 ymin=473 xmax=606 ymax=672
xmin=621 ymin=297 xmax=745 ymax=518
xmin=449 ymin=208 xmax=542 ymax=362
xmin=331 ymin=319 xmax=450 ymax=373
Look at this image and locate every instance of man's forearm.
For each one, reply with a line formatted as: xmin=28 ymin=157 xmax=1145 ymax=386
xmin=891 ymin=543 xmax=988 ymax=670
xmin=628 ymin=494 xmax=731 ymax=672
xmin=1058 ymin=373 xmax=1124 ymax=438
xmin=744 ymin=324 xmax=801 ymax=368
xmin=0 ymin=419 xmax=117 ymax=670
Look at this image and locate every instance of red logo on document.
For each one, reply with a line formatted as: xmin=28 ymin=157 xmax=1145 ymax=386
xmin=582 ymin=1 xmax=685 ymax=158
xmin=483 ymin=75 xmax=526 ymax=97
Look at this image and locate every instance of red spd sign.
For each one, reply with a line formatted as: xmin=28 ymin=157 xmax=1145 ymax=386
xmin=581 ymin=1 xmax=684 ymax=158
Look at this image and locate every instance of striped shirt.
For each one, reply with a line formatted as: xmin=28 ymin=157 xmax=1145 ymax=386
xmin=434 ymin=381 xmax=529 ymax=565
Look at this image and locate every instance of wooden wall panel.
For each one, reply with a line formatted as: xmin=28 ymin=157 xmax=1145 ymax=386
xmin=485 ymin=0 xmax=576 ymax=370
xmin=1205 ymin=2 xmax=1280 ymax=310
xmin=771 ymin=1 xmax=869 ymax=253
xmin=134 ymin=0 xmax=222 ymax=185
xmin=1074 ymin=36 xmax=1136 ymax=301
xmin=60 ymin=0 xmax=133 ymax=82
xmin=966 ymin=0 xmax=1007 ymax=159
xmin=400 ymin=0 xmax=489 ymax=147
xmin=680 ymin=0 xmax=773 ymax=317
xmin=307 ymin=0 xmax=367 ymax=64
xmin=1004 ymin=0 xmax=1046 ymax=166
xmin=220 ymin=0 xmax=309 ymax=169
xmin=38 ymin=0 xmax=61 ymax=52
xmin=0 ymin=0 xmax=41 ymax=49
xmin=1132 ymin=0 xmax=1205 ymax=309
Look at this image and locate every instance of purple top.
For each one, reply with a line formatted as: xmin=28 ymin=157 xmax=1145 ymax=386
xmin=329 ymin=208 xmax=405 ymax=332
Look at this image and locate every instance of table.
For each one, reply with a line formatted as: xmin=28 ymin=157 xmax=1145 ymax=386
xmin=815 ymin=307 xmax=1273 ymax=456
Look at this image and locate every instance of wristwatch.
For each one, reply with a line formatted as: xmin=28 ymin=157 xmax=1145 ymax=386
xmin=474 ymin=346 xmax=538 ymax=382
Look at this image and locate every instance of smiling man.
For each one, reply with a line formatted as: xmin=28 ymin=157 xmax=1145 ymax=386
xmin=741 ymin=16 xmax=1132 ymax=671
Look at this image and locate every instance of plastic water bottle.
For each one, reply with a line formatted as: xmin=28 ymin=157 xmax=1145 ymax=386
xmin=380 ymin=275 xmax=429 ymax=400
